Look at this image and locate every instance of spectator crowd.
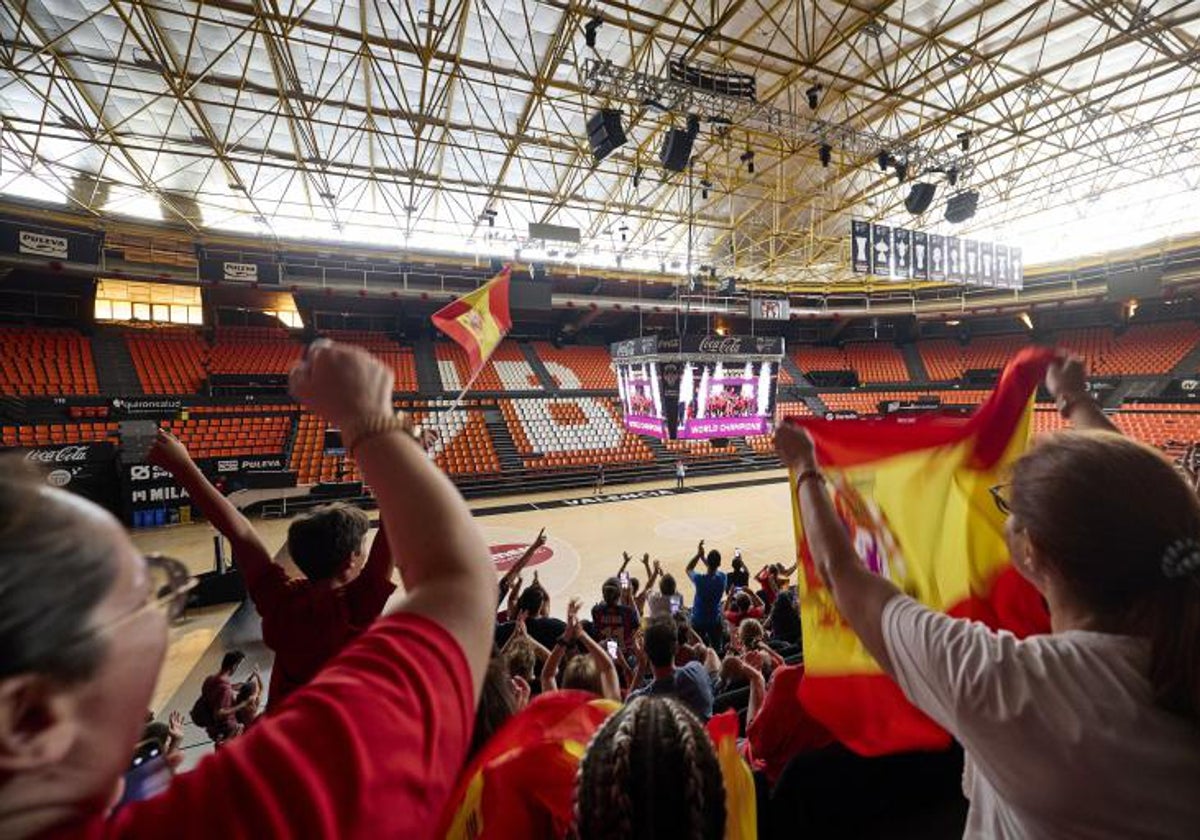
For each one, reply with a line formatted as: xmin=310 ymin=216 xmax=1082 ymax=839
xmin=0 ymin=344 xmax=1196 ymax=839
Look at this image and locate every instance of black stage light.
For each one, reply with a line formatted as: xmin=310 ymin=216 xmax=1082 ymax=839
xmin=584 ymin=15 xmax=602 ymax=48
xmin=957 ymin=130 xmax=972 ymax=152
xmin=894 ymin=160 xmax=909 ymax=182
xmin=818 ymin=143 xmax=832 ymax=167
xmin=878 ymin=150 xmax=892 ymax=171
xmin=806 ymin=84 xmax=823 ymax=110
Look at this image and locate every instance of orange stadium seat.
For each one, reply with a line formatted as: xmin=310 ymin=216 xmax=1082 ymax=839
xmin=0 ymin=327 xmax=99 ymax=396
xmin=793 ymin=344 xmax=908 ymax=384
xmin=323 ymin=331 xmax=418 ymax=392
xmin=918 ymin=334 xmax=1032 ymax=381
xmin=1057 ymin=323 xmax=1200 ymax=375
xmin=208 ymin=326 xmax=303 ymax=376
xmin=532 ymin=343 xmax=617 ymax=390
xmin=124 ymin=327 xmax=208 ymax=394
xmin=162 ymin=413 xmax=290 ymax=459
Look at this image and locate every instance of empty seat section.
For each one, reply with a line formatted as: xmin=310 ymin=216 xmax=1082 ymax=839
xmin=323 ymin=331 xmax=418 ymax=392
xmin=209 ymin=327 xmax=302 ymax=375
xmin=820 ymin=390 xmax=990 ymax=414
xmin=290 ymin=412 xmax=360 ymax=485
xmin=532 ymin=343 xmax=617 ymax=389
xmin=844 ymin=342 xmax=908 ymax=383
xmin=501 ymin=397 xmax=653 ymax=468
xmin=1 ymin=421 xmax=114 ymax=447
xmin=124 ymin=327 xmax=207 ymax=394
xmin=918 ymin=334 xmax=1032 ymax=381
xmin=0 ymin=327 xmax=99 ymax=396
xmin=1057 ymin=322 xmax=1200 ymax=375
xmin=161 ymin=414 xmax=290 ymax=459
xmin=413 ymin=404 xmax=500 ymax=475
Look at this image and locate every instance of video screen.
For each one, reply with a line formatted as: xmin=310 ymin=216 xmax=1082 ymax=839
xmin=676 ymin=360 xmax=778 ymax=439
xmin=616 ymin=361 xmax=666 ymax=437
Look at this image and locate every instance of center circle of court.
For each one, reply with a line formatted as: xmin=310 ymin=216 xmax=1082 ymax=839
xmin=482 ymin=526 xmax=581 ymax=600
xmin=654 ymin=518 xmax=738 ymax=541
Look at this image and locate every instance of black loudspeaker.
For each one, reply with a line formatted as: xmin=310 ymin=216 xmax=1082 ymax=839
xmin=711 ymin=437 xmax=730 ymax=448
xmin=944 ymin=189 xmax=980 ymax=224
xmin=586 ymin=109 xmax=626 ymax=163
xmin=660 ymin=117 xmax=701 ymax=173
xmin=905 ymin=182 xmax=937 ymax=214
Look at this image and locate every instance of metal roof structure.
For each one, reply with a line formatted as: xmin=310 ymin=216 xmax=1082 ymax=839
xmin=1 ymin=0 xmax=1198 ymax=290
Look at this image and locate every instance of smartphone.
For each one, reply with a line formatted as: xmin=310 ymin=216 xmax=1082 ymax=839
xmin=119 ymin=420 xmax=159 ymax=463
xmin=323 ymin=428 xmax=345 ymax=455
xmin=119 ymin=741 xmax=171 ymax=805
xmin=605 ymin=639 xmax=619 ymax=659
xmin=669 ymin=594 xmax=683 ymax=615
xmin=734 ymin=548 xmax=742 ymax=559
xmin=618 ymin=571 xmax=630 ymax=590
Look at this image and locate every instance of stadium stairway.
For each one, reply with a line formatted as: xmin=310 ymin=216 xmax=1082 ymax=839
xmin=411 ymin=333 xmax=443 ymax=395
xmin=781 ymin=354 xmax=811 ymax=387
xmin=91 ymin=326 xmax=144 ymax=396
xmin=1171 ymin=338 xmax=1200 ymax=376
xmin=518 ymin=342 xmax=558 ymax=390
xmin=482 ymin=408 xmax=526 ymax=472
xmin=901 ymin=343 xmax=930 ymax=383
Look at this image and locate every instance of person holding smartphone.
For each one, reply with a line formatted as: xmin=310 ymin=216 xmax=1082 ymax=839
xmin=591 ymin=578 xmax=638 ymax=659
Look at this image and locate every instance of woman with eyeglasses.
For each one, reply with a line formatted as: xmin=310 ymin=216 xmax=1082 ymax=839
xmin=0 ymin=341 xmax=496 ymax=839
xmin=774 ymin=353 xmax=1200 ymax=838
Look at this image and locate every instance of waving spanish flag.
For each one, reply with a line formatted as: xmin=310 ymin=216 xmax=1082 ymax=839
xmin=788 ymin=347 xmax=1055 ymax=755
xmin=431 ymin=266 xmax=513 ymax=383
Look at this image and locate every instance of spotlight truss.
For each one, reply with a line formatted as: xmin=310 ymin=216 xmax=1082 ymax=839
xmin=581 ymin=57 xmax=972 ymax=179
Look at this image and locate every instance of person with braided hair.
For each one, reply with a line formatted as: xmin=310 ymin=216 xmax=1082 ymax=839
xmin=774 ymin=353 xmax=1200 ymax=838
xmin=574 ymin=695 xmax=726 ymax=840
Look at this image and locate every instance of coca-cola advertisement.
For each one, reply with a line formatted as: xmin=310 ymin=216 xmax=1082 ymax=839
xmin=18 ymin=442 xmax=121 ymax=515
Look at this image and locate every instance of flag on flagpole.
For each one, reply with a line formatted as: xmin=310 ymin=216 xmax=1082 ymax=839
xmin=431 ymin=266 xmax=513 ymax=383
xmin=787 ymin=347 xmax=1055 ymax=756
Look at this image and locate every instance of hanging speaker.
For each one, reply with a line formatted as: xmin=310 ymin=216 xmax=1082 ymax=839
xmin=904 ymin=182 xmax=937 ymax=215
xmin=659 ymin=128 xmax=697 ymax=173
xmin=944 ymin=189 xmax=980 ymax=224
xmin=586 ymin=109 xmax=627 ymax=163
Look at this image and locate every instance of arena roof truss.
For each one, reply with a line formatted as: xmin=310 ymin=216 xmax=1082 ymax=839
xmin=0 ymin=0 xmax=1199 ymax=292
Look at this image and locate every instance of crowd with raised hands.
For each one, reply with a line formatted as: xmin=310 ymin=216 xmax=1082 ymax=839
xmin=0 ymin=343 xmax=1197 ymax=839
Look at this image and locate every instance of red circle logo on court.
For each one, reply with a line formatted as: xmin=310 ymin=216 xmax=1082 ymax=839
xmin=490 ymin=544 xmax=554 ymax=572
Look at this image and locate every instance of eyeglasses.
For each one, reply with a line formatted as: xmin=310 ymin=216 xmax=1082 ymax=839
xmin=989 ymin=483 xmax=1013 ymax=516
xmin=92 ymin=554 xmax=196 ymax=637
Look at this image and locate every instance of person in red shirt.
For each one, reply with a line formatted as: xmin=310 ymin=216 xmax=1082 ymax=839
xmin=197 ymin=651 xmax=253 ymax=745
xmin=723 ymin=588 xmax=765 ymax=630
xmin=148 ymin=431 xmax=396 ymax=709
xmin=0 ymin=340 xmax=495 ymax=839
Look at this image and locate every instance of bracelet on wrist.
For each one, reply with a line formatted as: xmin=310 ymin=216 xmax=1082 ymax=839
xmin=342 ymin=412 xmax=414 ymax=457
xmin=795 ymin=468 xmax=824 ymax=488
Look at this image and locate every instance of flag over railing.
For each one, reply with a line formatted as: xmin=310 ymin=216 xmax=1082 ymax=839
xmin=787 ymin=347 xmax=1055 ymax=755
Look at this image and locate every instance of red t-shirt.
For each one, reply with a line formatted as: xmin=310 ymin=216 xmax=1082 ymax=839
xmin=724 ymin=606 xmax=763 ymax=629
xmin=41 ymin=613 xmax=472 ymax=839
xmin=746 ymin=663 xmax=833 ymax=784
xmin=245 ymin=549 xmax=395 ymax=709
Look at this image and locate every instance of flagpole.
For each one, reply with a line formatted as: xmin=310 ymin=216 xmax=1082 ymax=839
xmin=444 ymin=362 xmax=487 ymax=421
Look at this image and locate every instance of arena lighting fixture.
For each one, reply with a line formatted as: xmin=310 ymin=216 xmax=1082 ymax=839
xmin=1018 ymin=312 xmax=1034 ymax=330
xmin=957 ymin=131 xmax=972 ymax=152
xmin=805 ymin=84 xmax=823 ymax=110
xmin=633 ymin=166 xmax=643 ymax=188
xmin=583 ymin=15 xmax=602 ymax=48
xmin=894 ymin=160 xmax=909 ymax=182
xmin=818 ymin=143 xmax=832 ymax=167
xmin=877 ymin=150 xmax=892 ymax=171
xmin=700 ymin=179 xmax=712 ymax=199
xmin=740 ymin=149 xmax=755 ymax=173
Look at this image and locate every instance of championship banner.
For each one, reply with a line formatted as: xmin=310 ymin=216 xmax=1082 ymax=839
xmin=964 ymin=239 xmax=980 ymax=282
xmin=995 ymin=244 xmax=1010 ymax=286
xmin=946 ymin=236 xmax=963 ymax=281
xmin=1011 ymin=247 xmax=1024 ymax=287
xmin=912 ymin=231 xmax=929 ymax=280
xmin=929 ymin=234 xmax=946 ymax=281
xmin=851 ymin=220 xmax=871 ymax=274
xmin=869 ymin=224 xmax=892 ymax=277
xmin=786 ymin=347 xmax=1054 ymax=755
xmin=431 ymin=266 xmax=513 ymax=384
xmin=892 ymin=228 xmax=911 ymax=279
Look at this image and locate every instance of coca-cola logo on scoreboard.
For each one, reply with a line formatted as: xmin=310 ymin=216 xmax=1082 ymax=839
xmin=698 ymin=336 xmax=745 ymax=355
xmin=25 ymin=445 xmax=89 ymax=464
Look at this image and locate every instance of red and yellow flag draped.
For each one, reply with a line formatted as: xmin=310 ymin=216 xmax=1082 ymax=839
xmin=431 ymin=266 xmax=513 ymax=383
xmin=787 ymin=347 xmax=1055 ymax=756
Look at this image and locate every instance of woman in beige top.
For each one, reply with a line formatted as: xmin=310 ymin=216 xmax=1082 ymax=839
xmin=774 ymin=354 xmax=1200 ymax=839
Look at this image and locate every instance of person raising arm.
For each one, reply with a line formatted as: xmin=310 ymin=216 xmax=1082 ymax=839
xmin=498 ymin=528 xmax=547 ymax=607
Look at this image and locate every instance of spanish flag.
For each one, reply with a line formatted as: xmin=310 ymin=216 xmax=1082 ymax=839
xmin=788 ymin=347 xmax=1055 ymax=755
xmin=431 ymin=266 xmax=513 ymax=383
xmin=437 ymin=691 xmax=618 ymax=839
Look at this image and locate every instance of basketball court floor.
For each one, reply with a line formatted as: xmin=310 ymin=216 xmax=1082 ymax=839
xmin=134 ymin=469 xmax=796 ymax=767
